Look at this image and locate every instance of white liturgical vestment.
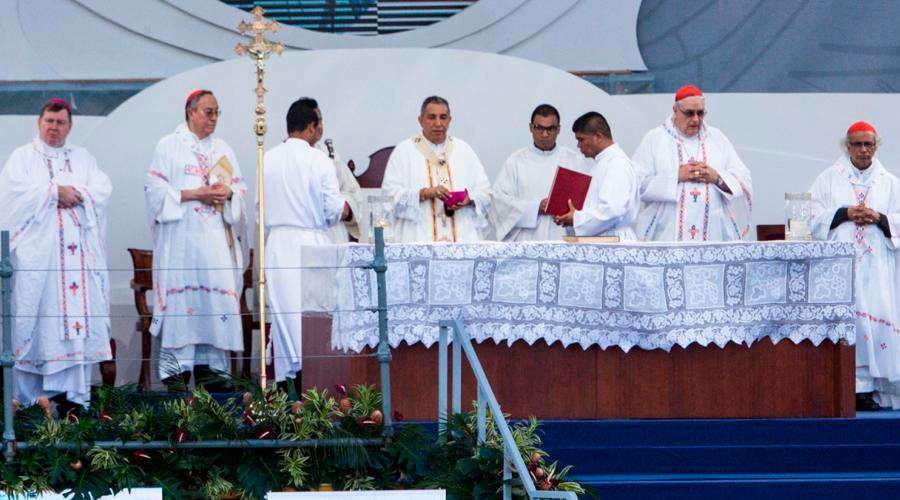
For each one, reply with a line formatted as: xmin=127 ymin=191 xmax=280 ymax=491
xmin=0 ymin=138 xmax=112 ymax=406
xmin=490 ymin=144 xmax=588 ymax=241
xmin=263 ymin=138 xmax=345 ymax=382
xmin=810 ymin=156 xmax=900 ymax=409
xmin=383 ymin=134 xmax=491 ymax=242
xmin=572 ymin=143 xmax=640 ymax=240
xmin=633 ymin=118 xmax=752 ymax=242
xmin=145 ymin=124 xmax=248 ymax=379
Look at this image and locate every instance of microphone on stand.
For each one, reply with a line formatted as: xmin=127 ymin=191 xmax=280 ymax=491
xmin=324 ymin=138 xmax=335 ymax=159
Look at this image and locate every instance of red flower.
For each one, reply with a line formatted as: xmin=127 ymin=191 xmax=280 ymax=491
xmin=133 ymin=451 xmax=151 ymax=462
xmin=335 ymin=384 xmax=348 ymax=397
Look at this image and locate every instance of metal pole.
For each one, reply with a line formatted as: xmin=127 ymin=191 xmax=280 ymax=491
xmin=451 ymin=330 xmax=461 ymax=415
xmin=1 ymin=231 xmax=15 ymax=462
xmin=256 ymin=141 xmax=268 ymax=391
xmin=476 ymin=385 xmax=486 ymax=446
xmin=14 ymin=437 xmax=383 ymax=451
xmin=438 ymin=325 xmax=448 ymax=433
xmin=372 ymin=227 xmax=393 ymax=438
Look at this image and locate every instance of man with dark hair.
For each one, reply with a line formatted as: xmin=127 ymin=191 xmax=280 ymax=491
xmin=633 ymin=85 xmax=753 ymax=241
xmin=0 ymin=98 xmax=112 ymax=408
xmin=382 ymin=95 xmax=492 ymax=242
xmin=145 ymin=89 xmax=249 ymax=390
xmin=263 ymin=97 xmax=350 ymax=390
xmin=490 ymin=103 xmax=587 ymax=241
xmin=810 ymin=121 xmax=900 ymax=411
xmin=553 ymin=111 xmax=639 ymax=240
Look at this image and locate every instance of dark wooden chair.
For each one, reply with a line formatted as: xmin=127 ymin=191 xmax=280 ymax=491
xmin=126 ymin=248 xmax=154 ymax=390
xmin=356 ymin=146 xmax=395 ymax=189
xmin=756 ymin=224 xmax=786 ymax=241
xmin=239 ymin=249 xmax=258 ymax=379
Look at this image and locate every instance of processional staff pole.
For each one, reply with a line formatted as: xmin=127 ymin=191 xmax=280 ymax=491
xmin=234 ymin=6 xmax=284 ymax=390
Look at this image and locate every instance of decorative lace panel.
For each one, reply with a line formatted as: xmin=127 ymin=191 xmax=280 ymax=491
xmin=319 ymin=241 xmax=856 ymax=353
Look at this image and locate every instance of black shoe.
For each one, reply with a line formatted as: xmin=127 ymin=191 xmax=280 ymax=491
xmin=50 ymin=393 xmax=83 ymax=419
xmin=856 ymin=392 xmax=882 ymax=411
xmin=194 ymin=365 xmax=231 ymax=393
xmin=161 ymin=371 xmax=191 ymax=392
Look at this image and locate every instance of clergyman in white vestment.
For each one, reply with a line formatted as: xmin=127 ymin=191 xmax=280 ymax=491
xmin=145 ymin=90 xmax=248 ymax=389
xmin=0 ymin=98 xmax=112 ymax=408
xmin=263 ymin=98 xmax=349 ymax=388
xmin=633 ymin=85 xmax=753 ymax=242
xmin=382 ymin=96 xmax=492 ymax=242
xmin=490 ymin=104 xmax=589 ymax=241
xmin=553 ymin=112 xmax=640 ymax=240
xmin=810 ymin=121 xmax=900 ymax=411
xmin=316 ymin=138 xmax=363 ymax=243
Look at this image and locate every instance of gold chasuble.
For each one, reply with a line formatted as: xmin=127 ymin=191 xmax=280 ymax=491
xmin=413 ymin=134 xmax=458 ymax=242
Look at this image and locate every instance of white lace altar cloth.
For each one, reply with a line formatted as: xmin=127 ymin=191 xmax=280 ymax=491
xmin=299 ymin=240 xmax=856 ymax=353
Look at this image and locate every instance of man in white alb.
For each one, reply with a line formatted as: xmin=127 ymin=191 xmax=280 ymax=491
xmin=263 ymin=97 xmax=350 ymax=390
xmin=382 ymin=95 xmax=491 ymax=242
xmin=553 ymin=112 xmax=640 ymax=240
xmin=810 ymin=121 xmax=900 ymax=411
xmin=145 ymin=90 xmax=248 ymax=390
xmin=307 ymin=106 xmax=362 ymax=243
xmin=633 ymin=85 xmax=753 ymax=241
xmin=0 ymin=98 xmax=112 ymax=410
xmin=490 ymin=104 xmax=588 ymax=241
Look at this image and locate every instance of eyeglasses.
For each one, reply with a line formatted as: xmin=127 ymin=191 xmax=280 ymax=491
xmin=198 ymin=108 xmax=221 ymax=119
xmin=849 ymin=141 xmax=876 ymax=149
xmin=678 ymin=108 xmax=706 ymax=118
xmin=531 ymin=124 xmax=560 ymax=134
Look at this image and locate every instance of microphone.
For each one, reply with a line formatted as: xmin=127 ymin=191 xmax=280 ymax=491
xmin=324 ymin=138 xmax=335 ymax=159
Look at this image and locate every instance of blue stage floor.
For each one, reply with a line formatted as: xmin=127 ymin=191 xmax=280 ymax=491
xmin=536 ymin=412 xmax=900 ymax=499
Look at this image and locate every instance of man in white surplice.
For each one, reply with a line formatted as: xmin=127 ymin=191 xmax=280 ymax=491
xmin=0 ymin=98 xmax=112 ymax=409
xmin=263 ymin=98 xmax=349 ymax=389
xmin=810 ymin=121 xmax=900 ymax=411
xmin=145 ymin=90 xmax=248 ymax=390
xmin=490 ymin=104 xmax=588 ymax=241
xmin=382 ymin=95 xmax=491 ymax=242
xmin=553 ymin=112 xmax=640 ymax=240
xmin=633 ymin=84 xmax=753 ymax=242
xmin=313 ymin=132 xmax=362 ymax=243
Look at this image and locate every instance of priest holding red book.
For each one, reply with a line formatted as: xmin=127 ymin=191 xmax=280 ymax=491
xmin=553 ymin=112 xmax=640 ymax=240
xmin=490 ymin=104 xmax=588 ymax=241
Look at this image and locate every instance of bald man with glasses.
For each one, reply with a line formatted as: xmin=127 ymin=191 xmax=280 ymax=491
xmin=632 ymin=84 xmax=753 ymax=242
xmin=809 ymin=121 xmax=900 ymax=411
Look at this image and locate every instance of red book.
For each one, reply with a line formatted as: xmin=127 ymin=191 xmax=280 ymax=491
xmin=546 ymin=166 xmax=592 ymax=217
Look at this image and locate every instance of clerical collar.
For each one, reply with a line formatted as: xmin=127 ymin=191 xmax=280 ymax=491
xmin=530 ymin=144 xmax=557 ymax=156
xmin=667 ymin=116 xmax=705 ymax=141
xmin=426 ymin=138 xmax=447 ymax=157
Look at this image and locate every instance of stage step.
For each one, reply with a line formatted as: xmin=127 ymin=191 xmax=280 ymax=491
xmin=536 ymin=414 xmax=900 ymax=499
xmin=576 ymin=472 xmax=900 ymax=499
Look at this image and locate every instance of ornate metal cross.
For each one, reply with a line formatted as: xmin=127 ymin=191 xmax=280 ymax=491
xmin=234 ymin=6 xmax=283 ymax=390
xmin=235 ymin=6 xmax=284 ymax=145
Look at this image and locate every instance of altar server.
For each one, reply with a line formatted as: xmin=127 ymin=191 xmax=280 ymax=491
xmin=490 ymin=104 xmax=588 ymax=241
xmin=263 ymin=97 xmax=349 ymax=387
xmin=553 ymin=112 xmax=639 ymax=240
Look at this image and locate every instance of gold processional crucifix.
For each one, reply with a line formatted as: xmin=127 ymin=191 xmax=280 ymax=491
xmin=235 ymin=6 xmax=283 ymax=390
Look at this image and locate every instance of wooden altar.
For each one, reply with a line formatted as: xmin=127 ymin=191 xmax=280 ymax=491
xmin=301 ymin=317 xmax=855 ymax=420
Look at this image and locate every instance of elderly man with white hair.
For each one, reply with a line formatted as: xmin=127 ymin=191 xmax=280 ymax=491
xmin=810 ymin=121 xmax=900 ymax=411
xmin=633 ymin=85 xmax=753 ymax=241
